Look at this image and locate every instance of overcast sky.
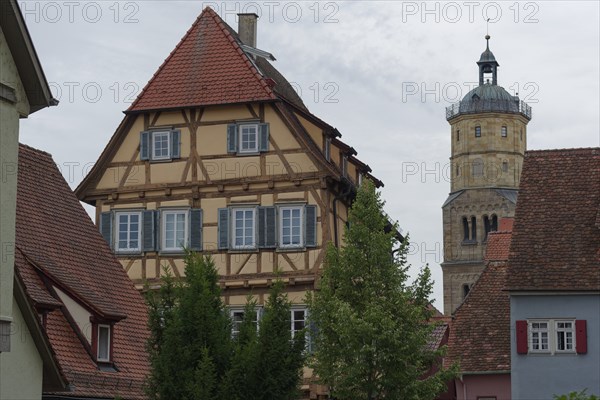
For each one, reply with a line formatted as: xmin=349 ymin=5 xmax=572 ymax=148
xmin=19 ymin=1 xmax=600 ymax=310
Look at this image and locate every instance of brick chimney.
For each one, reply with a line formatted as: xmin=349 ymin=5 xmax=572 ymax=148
xmin=238 ymin=13 xmax=258 ymax=48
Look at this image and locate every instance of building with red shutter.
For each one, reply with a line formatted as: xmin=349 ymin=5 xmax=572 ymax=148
xmin=508 ymin=148 xmax=600 ymax=398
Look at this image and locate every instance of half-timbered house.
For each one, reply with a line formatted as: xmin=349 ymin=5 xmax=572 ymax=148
xmin=75 ymin=8 xmax=388 ymax=397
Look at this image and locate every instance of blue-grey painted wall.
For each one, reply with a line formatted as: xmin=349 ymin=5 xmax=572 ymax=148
xmin=511 ymin=294 xmax=600 ymax=399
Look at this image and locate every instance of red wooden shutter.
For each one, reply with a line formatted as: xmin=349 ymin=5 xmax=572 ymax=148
xmin=576 ymin=320 xmax=587 ymax=354
xmin=516 ymin=320 xmax=528 ymax=354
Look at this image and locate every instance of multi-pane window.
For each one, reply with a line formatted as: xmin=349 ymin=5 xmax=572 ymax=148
xmin=239 ymin=124 xmax=258 ymax=153
xmin=116 ymin=212 xmax=141 ymax=252
xmin=280 ymin=206 xmax=303 ymax=248
xmin=97 ymin=324 xmax=111 ymax=362
xmin=162 ymin=210 xmax=188 ymax=251
xmin=230 ymin=309 xmax=259 ymax=338
xmin=152 ymin=131 xmax=171 ymax=160
xmin=475 ymin=126 xmax=481 ymax=137
xmin=556 ymin=321 xmax=574 ymax=352
xmin=501 ymin=126 xmax=507 ymax=137
xmin=233 ymin=208 xmax=256 ymax=249
xmin=291 ymin=309 xmax=307 ymax=339
xmin=530 ymin=321 xmax=549 ymax=352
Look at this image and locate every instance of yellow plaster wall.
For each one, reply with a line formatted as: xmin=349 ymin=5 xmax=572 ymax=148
xmin=111 ymin=117 xmax=145 ymax=163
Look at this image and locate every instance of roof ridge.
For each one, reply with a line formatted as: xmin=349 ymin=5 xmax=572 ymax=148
xmin=210 ymin=10 xmax=274 ymax=100
xmin=125 ymin=6 xmax=278 ymax=113
xmin=525 ymin=147 xmax=600 ymax=155
xmin=127 ymin=10 xmax=207 ymax=111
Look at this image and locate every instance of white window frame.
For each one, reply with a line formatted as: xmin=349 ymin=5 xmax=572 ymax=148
xmin=291 ymin=308 xmax=307 ymax=340
xmin=114 ymin=211 xmax=142 ymax=253
xmin=161 ymin=209 xmax=189 ymax=252
xmin=97 ymin=324 xmax=111 ymax=362
xmin=230 ymin=307 xmax=261 ymax=338
xmin=231 ymin=207 xmax=256 ymax=250
xmin=152 ymin=131 xmax=171 ymax=161
xmin=528 ymin=319 xmax=576 ymax=354
xmin=555 ymin=320 xmax=575 ymax=353
xmin=529 ymin=320 xmax=550 ymax=353
xmin=278 ymin=205 xmax=304 ymax=249
xmin=238 ymin=124 xmax=259 ymax=154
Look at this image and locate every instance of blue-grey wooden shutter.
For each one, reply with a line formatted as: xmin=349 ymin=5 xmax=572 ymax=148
xmin=218 ymin=208 xmax=229 ymax=249
xmin=258 ymin=207 xmax=276 ymax=248
xmin=142 ymin=210 xmax=157 ymax=252
xmin=227 ymin=124 xmax=237 ymax=153
xmin=259 ymin=123 xmax=269 ymax=152
xmin=140 ymin=132 xmax=150 ymax=160
xmin=171 ymin=130 xmax=181 ymax=159
xmin=100 ymin=212 xmax=113 ymax=250
xmin=305 ymin=205 xmax=317 ymax=247
xmin=190 ymin=209 xmax=203 ymax=251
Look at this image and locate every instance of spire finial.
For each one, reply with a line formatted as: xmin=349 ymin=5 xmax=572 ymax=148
xmin=485 ymin=18 xmax=491 ymax=49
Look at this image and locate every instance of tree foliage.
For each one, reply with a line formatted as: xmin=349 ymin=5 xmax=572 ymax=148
xmin=308 ymin=180 xmax=457 ymax=400
xmin=146 ymin=254 xmax=305 ymax=400
xmin=554 ymin=390 xmax=599 ymax=400
xmin=145 ymin=253 xmax=231 ymax=400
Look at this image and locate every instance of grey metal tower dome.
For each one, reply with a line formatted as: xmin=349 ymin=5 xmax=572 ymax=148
xmin=446 ymin=35 xmax=532 ymax=121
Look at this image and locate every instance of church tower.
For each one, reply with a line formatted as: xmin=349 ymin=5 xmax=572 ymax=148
xmin=441 ymin=36 xmax=532 ymax=315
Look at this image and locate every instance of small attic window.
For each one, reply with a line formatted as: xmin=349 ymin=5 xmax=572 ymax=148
xmin=472 ymin=94 xmax=480 ymax=101
xmin=93 ymin=323 xmax=112 ymax=363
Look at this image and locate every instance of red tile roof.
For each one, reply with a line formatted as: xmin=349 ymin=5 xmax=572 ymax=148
xmin=506 ymin=148 xmax=600 ymax=291
xmin=446 ymin=230 xmax=512 ymax=373
xmin=485 ymin=230 xmax=513 ymax=262
xmin=15 ymin=144 xmax=150 ymax=399
xmin=128 ymin=7 xmax=276 ymax=112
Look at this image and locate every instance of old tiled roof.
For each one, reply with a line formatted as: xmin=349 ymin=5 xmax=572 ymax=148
xmin=507 ymin=148 xmax=600 ymax=291
xmin=485 ymin=230 xmax=513 ymax=262
xmin=127 ymin=7 xmax=277 ymax=112
xmin=15 ymin=144 xmax=150 ymax=399
xmin=446 ymin=230 xmax=512 ymax=373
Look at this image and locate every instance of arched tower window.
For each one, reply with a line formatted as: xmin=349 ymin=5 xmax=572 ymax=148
xmin=501 ymin=126 xmax=507 ymax=137
xmin=484 ymin=214 xmax=499 ymax=241
xmin=457 ymin=129 xmax=460 ymax=142
xmin=475 ymin=126 xmax=481 ymax=137
xmin=491 ymin=215 xmax=498 ymax=231
xmin=472 ymin=159 xmax=484 ymax=177
xmin=462 ymin=217 xmax=469 ymax=241
xmin=471 ymin=216 xmax=477 ymax=241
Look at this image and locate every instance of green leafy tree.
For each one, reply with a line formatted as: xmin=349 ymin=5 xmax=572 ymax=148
xmin=554 ymin=390 xmax=599 ymax=400
xmin=145 ymin=253 xmax=232 ymax=400
xmin=308 ymin=180 xmax=457 ymax=400
xmin=255 ymin=280 xmax=305 ymax=400
xmin=221 ymin=281 xmax=305 ymax=400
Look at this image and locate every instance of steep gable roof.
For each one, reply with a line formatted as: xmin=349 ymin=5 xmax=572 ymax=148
xmin=507 ymin=148 xmax=600 ymax=291
xmin=127 ymin=7 xmax=277 ymax=112
xmin=15 ymin=144 xmax=149 ymax=399
xmin=446 ymin=230 xmax=512 ymax=373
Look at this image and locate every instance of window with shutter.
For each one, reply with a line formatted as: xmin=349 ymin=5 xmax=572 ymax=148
xmin=115 ymin=211 xmax=142 ymax=253
xmin=231 ymin=207 xmax=257 ymax=250
xmin=139 ymin=129 xmax=181 ymax=162
xmin=227 ymin=123 xmax=270 ymax=155
xmin=279 ymin=206 xmax=303 ymax=248
xmin=161 ymin=209 xmax=189 ymax=252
